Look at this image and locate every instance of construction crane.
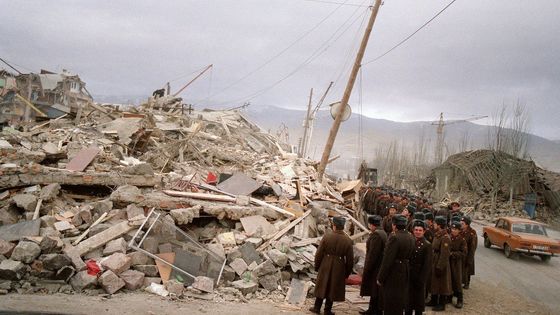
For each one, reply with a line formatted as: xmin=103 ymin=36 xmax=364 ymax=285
xmin=431 ymin=112 xmax=487 ymax=165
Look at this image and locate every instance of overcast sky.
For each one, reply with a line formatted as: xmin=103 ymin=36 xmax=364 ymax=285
xmin=1 ymin=0 xmax=559 ymax=139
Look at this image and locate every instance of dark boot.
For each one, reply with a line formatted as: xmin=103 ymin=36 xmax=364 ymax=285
xmin=433 ymin=295 xmax=446 ymax=312
xmin=324 ymin=299 xmax=335 ymax=315
xmin=455 ymin=292 xmax=464 ymax=309
xmin=463 ymin=276 xmax=470 ymax=289
xmin=308 ymin=298 xmax=322 ymax=314
xmin=426 ymin=294 xmax=437 ymax=306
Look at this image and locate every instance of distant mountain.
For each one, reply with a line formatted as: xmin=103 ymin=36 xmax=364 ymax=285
xmin=244 ymin=106 xmax=560 ymax=176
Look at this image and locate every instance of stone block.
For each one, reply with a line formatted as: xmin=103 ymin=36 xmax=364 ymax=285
xmin=141 ymin=236 xmax=159 ymax=254
xmin=99 ymin=270 xmax=125 ymax=294
xmin=238 ymin=242 xmax=262 ymax=265
xmin=40 ymin=215 xmax=56 ymax=228
xmin=192 ymin=276 xmax=214 ymax=293
xmin=39 ymin=183 xmax=60 ymax=201
xmin=254 ymin=259 xmax=277 ymax=277
xmin=245 ymin=237 xmax=263 ymax=247
xmin=221 ymin=266 xmax=236 ymax=282
xmin=229 ymin=258 xmax=248 ymax=276
xmin=84 ymin=247 xmax=103 ymax=260
xmin=55 ymin=265 xmax=76 ymax=282
xmin=101 ymin=252 xmax=131 ymax=274
xmin=11 ymin=241 xmax=41 ymax=263
xmin=133 ymin=265 xmax=159 ymax=277
xmin=126 ymin=204 xmax=145 ymax=221
xmin=267 ymin=249 xmax=288 ymax=267
xmin=165 ymin=279 xmax=184 ymax=297
xmin=0 ymin=240 xmax=15 ymax=258
xmin=143 ymin=277 xmax=162 ymax=288
xmin=0 ymin=259 xmax=25 ymax=280
xmin=128 ymin=251 xmax=154 ymax=266
xmin=70 ymin=270 xmax=98 ymax=291
xmin=259 ymin=273 xmax=279 ymax=291
xmin=12 ymin=194 xmax=37 ymax=212
xmin=39 ymin=236 xmax=61 ymax=254
xmin=40 ymin=254 xmax=72 ymax=271
xmin=119 ymin=269 xmax=145 ymax=290
xmin=231 ymin=279 xmax=258 ymax=295
xmin=92 ymin=199 xmax=113 ymax=216
xmin=103 ymin=237 xmax=127 ymax=256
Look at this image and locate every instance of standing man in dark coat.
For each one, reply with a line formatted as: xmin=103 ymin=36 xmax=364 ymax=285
xmin=377 ymin=215 xmax=415 ymax=315
xmin=449 ymin=222 xmax=467 ymax=308
xmin=360 ymin=215 xmax=387 ymax=315
xmin=310 ymin=216 xmax=354 ymax=315
xmin=423 ymin=211 xmax=435 ymax=243
xmin=406 ymin=220 xmax=432 ymax=315
xmin=427 ymin=216 xmax=452 ymax=311
xmin=460 ymin=216 xmax=477 ymax=289
xmin=382 ymin=204 xmax=397 ymax=235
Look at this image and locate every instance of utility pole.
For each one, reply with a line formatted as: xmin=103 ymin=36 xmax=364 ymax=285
xmin=317 ymin=0 xmax=382 ymax=179
xmin=299 ymin=88 xmax=313 ymax=158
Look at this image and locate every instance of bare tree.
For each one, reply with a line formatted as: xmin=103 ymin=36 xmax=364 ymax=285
xmin=487 ymin=102 xmax=509 ymax=152
xmin=459 ymin=126 xmax=471 ymax=152
xmin=507 ymin=99 xmax=531 ymax=158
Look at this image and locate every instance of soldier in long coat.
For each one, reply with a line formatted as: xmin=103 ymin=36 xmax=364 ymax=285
xmin=310 ymin=216 xmax=354 ymax=315
xmin=406 ymin=220 xmax=432 ymax=315
xmin=382 ymin=204 xmax=397 ymax=235
xmin=360 ymin=215 xmax=387 ymax=315
xmin=460 ymin=216 xmax=477 ymax=289
xmin=449 ymin=222 xmax=467 ymax=308
xmin=377 ymin=215 xmax=415 ymax=315
xmin=427 ymin=216 xmax=452 ymax=311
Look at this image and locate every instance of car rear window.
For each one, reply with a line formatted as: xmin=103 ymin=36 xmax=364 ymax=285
xmin=512 ymin=223 xmax=548 ymax=236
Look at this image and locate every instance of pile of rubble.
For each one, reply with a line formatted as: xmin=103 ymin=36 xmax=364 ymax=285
xmin=0 ymin=96 xmax=368 ymax=303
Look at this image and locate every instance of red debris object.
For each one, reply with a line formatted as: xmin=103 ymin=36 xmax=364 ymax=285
xmin=86 ymin=259 xmax=102 ymax=276
xmin=345 ymin=274 xmax=362 ymax=285
xmin=206 ymin=172 xmax=217 ymax=184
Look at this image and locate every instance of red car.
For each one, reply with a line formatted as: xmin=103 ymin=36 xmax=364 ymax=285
xmin=483 ymin=217 xmax=560 ymax=262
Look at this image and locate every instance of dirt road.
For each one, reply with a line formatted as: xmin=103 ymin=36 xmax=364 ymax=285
xmin=0 ymin=222 xmax=558 ymax=315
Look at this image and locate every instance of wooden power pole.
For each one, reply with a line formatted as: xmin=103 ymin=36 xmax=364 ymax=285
xmin=299 ymin=88 xmax=313 ymax=157
xmin=317 ymin=0 xmax=382 ymax=179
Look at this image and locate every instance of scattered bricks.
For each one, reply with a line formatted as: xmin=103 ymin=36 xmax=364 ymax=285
xmin=267 ymin=249 xmax=288 ymax=267
xmin=128 ymin=252 xmax=154 ymax=266
xmin=55 ymin=265 xmax=76 ymax=282
xmin=103 ymin=237 xmax=127 ymax=256
xmin=132 ymin=265 xmax=159 ymax=277
xmin=192 ymin=276 xmax=214 ymax=293
xmin=231 ymin=279 xmax=258 ymax=295
xmin=100 ymin=252 xmax=131 ymax=274
xmin=11 ymin=241 xmax=41 ymax=264
xmin=238 ymin=242 xmax=262 ymax=265
xmin=259 ymin=273 xmax=279 ymax=291
xmin=165 ymin=279 xmax=184 ymax=297
xmin=0 ymin=259 xmax=26 ymax=280
xmin=40 ymin=254 xmax=72 ymax=271
xmin=170 ymin=206 xmax=201 ymax=225
xmin=70 ymin=270 xmax=98 ymax=291
xmin=221 ymin=266 xmax=236 ymax=282
xmin=99 ymin=270 xmax=125 ymax=294
xmin=39 ymin=183 xmax=60 ymax=201
xmin=119 ymin=269 xmax=145 ymax=290
xmin=0 ymin=240 xmax=15 ymax=258
xmin=229 ymin=258 xmax=248 ymax=276
xmin=158 ymin=243 xmax=173 ymax=254
xmin=126 ymin=204 xmax=145 ymax=221
xmin=141 ymin=236 xmax=159 ymax=254
xmin=12 ymin=194 xmax=38 ymax=212
xmin=143 ymin=277 xmax=162 ymax=288
xmin=254 ymin=259 xmax=277 ymax=277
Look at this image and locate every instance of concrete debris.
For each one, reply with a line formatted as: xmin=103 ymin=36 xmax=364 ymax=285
xmin=0 ymin=98 xmax=367 ymax=300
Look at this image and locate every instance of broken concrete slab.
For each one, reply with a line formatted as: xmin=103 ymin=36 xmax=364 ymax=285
xmin=10 ymin=241 xmax=41 ymax=264
xmin=125 ymin=204 xmax=145 ymax=221
xmin=254 ymin=259 xmax=277 ymax=277
xmin=39 ymin=236 xmax=61 ymax=254
xmin=0 ymin=259 xmax=26 ymax=280
xmin=103 ymin=237 xmax=127 ymax=256
xmin=66 ymin=146 xmax=100 ymax=172
xmin=229 ymin=258 xmax=248 ymax=276
xmin=267 ymin=249 xmax=288 ymax=267
xmin=258 ymin=273 xmax=279 ymax=291
xmin=231 ymin=279 xmax=258 ymax=295
xmin=216 ymin=173 xmax=262 ymax=196
xmin=39 ymin=183 xmax=61 ymax=201
xmin=119 ymin=269 xmax=145 ymax=290
xmin=192 ymin=276 xmax=214 ymax=293
xmin=12 ymin=194 xmax=38 ymax=212
xmin=54 ymin=221 xmax=75 ymax=232
xmin=217 ymin=232 xmax=236 ymax=247
xmin=285 ymin=278 xmax=310 ymax=305
xmin=238 ymin=242 xmax=262 ymax=265
xmin=170 ymin=206 xmax=200 ymax=225
xmin=98 ymin=270 xmax=125 ymax=294
xmin=240 ymin=215 xmax=276 ymax=237
xmin=71 ymin=221 xmax=134 ymax=256
xmin=100 ymin=252 xmax=131 ymax=275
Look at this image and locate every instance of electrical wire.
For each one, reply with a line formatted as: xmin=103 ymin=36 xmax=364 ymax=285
xmin=0 ymin=57 xmax=24 ymax=74
xmin=358 ymin=66 xmax=364 ymax=160
xmin=212 ymin=1 xmax=370 ymax=106
xmin=362 ymin=0 xmax=458 ymax=66
xmin=303 ymin=0 xmax=370 ymax=7
xmin=201 ymin=0 xmax=351 ymax=104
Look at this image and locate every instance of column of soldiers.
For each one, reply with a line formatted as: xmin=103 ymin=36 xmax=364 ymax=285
xmin=311 ymin=188 xmax=478 ymax=314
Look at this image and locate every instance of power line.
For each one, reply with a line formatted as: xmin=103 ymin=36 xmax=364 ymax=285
xmin=362 ymin=0 xmax=458 ymax=66
xmin=303 ymin=0 xmax=370 ymax=7
xmin=201 ymin=0 xmax=351 ymax=103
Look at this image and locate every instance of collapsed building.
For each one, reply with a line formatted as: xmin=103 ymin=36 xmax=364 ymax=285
xmin=427 ymin=149 xmax=560 ymax=222
xmin=0 ymin=95 xmax=369 ymax=304
xmin=0 ymin=69 xmax=92 ymax=124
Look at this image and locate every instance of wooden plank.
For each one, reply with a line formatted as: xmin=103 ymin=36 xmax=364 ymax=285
xmin=257 ymin=210 xmax=312 ymax=251
xmin=334 ymin=208 xmax=368 ymax=232
xmin=66 ymin=146 xmax=100 ymax=172
xmin=72 ymin=212 xmax=108 ymax=246
xmin=71 ymin=221 xmax=134 ymax=256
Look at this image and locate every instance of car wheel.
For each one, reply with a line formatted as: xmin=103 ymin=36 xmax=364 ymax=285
xmin=540 ymin=255 xmax=551 ymax=262
xmin=504 ymin=243 xmax=513 ymax=258
xmin=484 ymin=235 xmax=492 ymax=248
